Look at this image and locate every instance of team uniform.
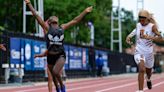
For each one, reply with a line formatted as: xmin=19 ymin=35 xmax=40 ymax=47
xmin=45 ymin=26 xmax=66 ymax=65
xmin=132 ymin=23 xmax=155 ymax=68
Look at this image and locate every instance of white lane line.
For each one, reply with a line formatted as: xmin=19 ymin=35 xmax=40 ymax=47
xmin=95 ymin=76 xmax=164 ymax=92
xmin=15 ymin=87 xmax=47 ymax=92
xmin=14 ymin=78 xmax=134 ymax=92
xmin=95 ymin=82 xmax=137 ymax=92
xmin=67 ymin=78 xmax=135 ymax=91
xmin=67 ymin=78 xmax=126 ymax=87
xmin=0 ymin=77 xmax=126 ymax=90
xmin=14 ymin=75 xmax=164 ymax=92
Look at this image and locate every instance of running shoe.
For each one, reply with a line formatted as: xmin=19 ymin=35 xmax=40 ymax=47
xmin=61 ymin=85 xmax=66 ymax=92
xmin=56 ymin=87 xmax=60 ymax=92
xmin=147 ymin=80 xmax=152 ymax=89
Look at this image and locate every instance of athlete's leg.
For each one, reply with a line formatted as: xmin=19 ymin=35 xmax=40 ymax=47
xmin=48 ymin=65 xmax=60 ymax=91
xmin=134 ymin=54 xmax=146 ymax=91
xmin=145 ymin=53 xmax=154 ymax=89
xmin=146 ymin=68 xmax=152 ymax=89
xmin=138 ymin=60 xmax=146 ymax=90
xmin=146 ymin=68 xmax=152 ymax=80
xmin=53 ymin=56 xmax=66 ymax=92
xmin=47 ymin=68 xmax=53 ymax=92
xmin=61 ymin=67 xmax=67 ymax=81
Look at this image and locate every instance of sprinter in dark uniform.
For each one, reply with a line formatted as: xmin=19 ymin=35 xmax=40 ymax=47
xmin=25 ymin=0 xmax=92 ymax=92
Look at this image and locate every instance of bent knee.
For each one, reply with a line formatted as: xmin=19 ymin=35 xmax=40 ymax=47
xmin=139 ymin=67 xmax=145 ymax=73
xmin=138 ymin=60 xmax=145 ymax=72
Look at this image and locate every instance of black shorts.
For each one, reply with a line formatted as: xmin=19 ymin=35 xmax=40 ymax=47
xmin=47 ymin=51 xmax=66 ymax=65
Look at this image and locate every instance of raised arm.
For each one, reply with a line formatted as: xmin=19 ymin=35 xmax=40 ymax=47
xmin=34 ymin=50 xmax=48 ymax=58
xmin=24 ymin=0 xmax=48 ymax=31
xmin=61 ymin=6 xmax=93 ymax=30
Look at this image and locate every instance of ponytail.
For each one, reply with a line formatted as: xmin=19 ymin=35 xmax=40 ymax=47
xmin=149 ymin=14 xmax=158 ymax=28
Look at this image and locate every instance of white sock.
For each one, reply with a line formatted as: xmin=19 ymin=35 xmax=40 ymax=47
xmin=146 ymin=77 xmax=151 ymax=81
xmin=145 ymin=76 xmax=151 ymax=81
xmin=147 ymin=79 xmax=151 ymax=81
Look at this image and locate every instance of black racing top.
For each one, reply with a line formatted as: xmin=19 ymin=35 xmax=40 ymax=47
xmin=45 ymin=26 xmax=64 ymax=54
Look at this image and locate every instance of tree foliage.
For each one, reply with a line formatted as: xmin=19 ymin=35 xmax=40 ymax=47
xmin=0 ymin=0 xmax=23 ymax=32
xmin=121 ymin=8 xmax=136 ymax=49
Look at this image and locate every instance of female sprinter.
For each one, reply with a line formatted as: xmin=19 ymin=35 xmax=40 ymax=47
xmin=126 ymin=10 xmax=162 ymax=92
xmin=25 ymin=0 xmax=92 ymax=92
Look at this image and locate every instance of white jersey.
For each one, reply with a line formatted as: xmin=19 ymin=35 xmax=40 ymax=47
xmin=135 ymin=23 xmax=155 ymax=54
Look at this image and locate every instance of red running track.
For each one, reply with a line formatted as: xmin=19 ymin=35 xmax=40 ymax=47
xmin=0 ymin=73 xmax=164 ymax=92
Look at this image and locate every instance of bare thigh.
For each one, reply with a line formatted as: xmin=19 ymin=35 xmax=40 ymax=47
xmin=53 ymin=56 xmax=65 ymax=75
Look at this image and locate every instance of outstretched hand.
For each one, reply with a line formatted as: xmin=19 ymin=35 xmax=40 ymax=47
xmin=0 ymin=44 xmax=6 ymax=51
xmin=85 ymin=6 xmax=93 ymax=13
xmin=34 ymin=54 xmax=41 ymax=58
xmin=34 ymin=53 xmax=46 ymax=58
xmin=24 ymin=0 xmax=30 ymax=4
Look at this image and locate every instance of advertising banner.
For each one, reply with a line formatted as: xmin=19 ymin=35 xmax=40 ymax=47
xmin=24 ymin=39 xmax=32 ymax=70
xmin=10 ymin=38 xmax=21 ymax=65
xmin=20 ymin=39 xmax=25 ymax=68
xmin=82 ymin=48 xmax=89 ymax=70
xmin=32 ymin=40 xmax=46 ymax=70
xmin=69 ymin=46 xmax=82 ymax=69
xmin=64 ymin=45 xmax=69 ymax=70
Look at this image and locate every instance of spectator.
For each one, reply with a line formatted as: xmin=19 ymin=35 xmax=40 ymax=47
xmin=96 ymin=54 xmax=104 ymax=77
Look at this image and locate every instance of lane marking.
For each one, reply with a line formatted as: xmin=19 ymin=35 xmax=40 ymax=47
xmin=95 ymin=75 xmax=164 ymax=92
xmin=95 ymin=82 xmax=137 ymax=92
xmin=14 ymin=78 xmax=135 ymax=92
xmin=15 ymin=87 xmax=47 ymax=92
xmin=67 ymin=78 xmax=135 ymax=91
xmin=10 ymin=74 xmax=164 ymax=92
xmin=67 ymin=78 xmax=128 ymax=87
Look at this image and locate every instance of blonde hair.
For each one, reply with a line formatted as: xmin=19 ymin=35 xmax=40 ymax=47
xmin=138 ymin=10 xmax=158 ymax=28
xmin=149 ymin=13 xmax=158 ymax=28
